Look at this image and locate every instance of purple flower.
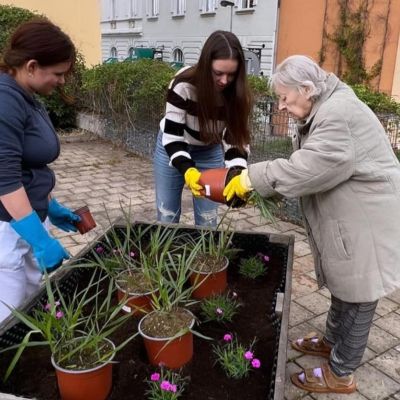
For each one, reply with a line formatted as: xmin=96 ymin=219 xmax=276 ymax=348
xmin=252 ymin=358 xmax=261 ymax=368
xmin=44 ymin=303 xmax=51 ymax=311
xmin=223 ymin=334 xmax=233 ymax=342
xmin=95 ymin=245 xmax=105 ymax=254
xmin=150 ymin=372 xmax=160 ymax=381
xmin=244 ymin=351 xmax=254 ymax=360
xmin=216 ymin=308 xmax=223 ymax=315
xmin=55 ymin=311 xmax=64 ymax=319
xmin=232 ymin=291 xmax=238 ymax=298
xmin=257 ymin=252 xmax=270 ymax=263
xmin=160 ymin=380 xmax=171 ymax=391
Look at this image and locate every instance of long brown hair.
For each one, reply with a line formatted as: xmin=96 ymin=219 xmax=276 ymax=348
xmin=0 ymin=18 xmax=76 ymax=75
xmin=177 ymin=31 xmax=251 ymax=149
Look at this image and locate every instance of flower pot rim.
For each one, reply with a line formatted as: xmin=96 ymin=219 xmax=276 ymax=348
xmin=138 ymin=309 xmax=195 ymax=341
xmin=51 ymin=337 xmax=115 ymax=374
xmin=189 ymin=255 xmax=229 ymax=275
xmin=115 ymin=269 xmax=157 ymax=297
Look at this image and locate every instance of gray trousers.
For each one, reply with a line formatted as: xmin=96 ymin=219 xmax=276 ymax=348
xmin=325 ymin=295 xmax=378 ymax=376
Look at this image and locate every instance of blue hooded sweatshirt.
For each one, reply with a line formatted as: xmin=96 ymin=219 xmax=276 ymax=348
xmin=0 ymin=73 xmax=60 ymax=222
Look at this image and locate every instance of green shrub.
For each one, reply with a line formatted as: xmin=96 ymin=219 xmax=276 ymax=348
xmin=350 ymin=84 xmax=400 ymax=116
xmin=0 ymin=5 xmax=37 ymax=53
xmin=248 ymin=75 xmax=272 ymax=99
xmin=81 ymin=59 xmax=175 ymax=128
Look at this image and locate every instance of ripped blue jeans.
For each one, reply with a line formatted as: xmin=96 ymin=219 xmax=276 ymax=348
xmin=154 ymin=132 xmax=224 ymax=227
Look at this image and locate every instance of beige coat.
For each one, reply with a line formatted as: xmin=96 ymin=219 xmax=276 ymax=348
xmin=249 ymin=74 xmax=400 ymax=302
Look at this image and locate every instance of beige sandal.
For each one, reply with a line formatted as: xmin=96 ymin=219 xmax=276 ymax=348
xmin=291 ymin=331 xmax=332 ymax=358
xmin=291 ymin=363 xmax=356 ymax=394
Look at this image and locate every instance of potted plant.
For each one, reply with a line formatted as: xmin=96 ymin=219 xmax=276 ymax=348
xmin=92 ymin=222 xmax=170 ymax=317
xmin=188 ymin=224 xmax=240 ymax=299
xmin=138 ymin=229 xmax=207 ymax=369
xmin=1 ymin=270 xmax=137 ymax=400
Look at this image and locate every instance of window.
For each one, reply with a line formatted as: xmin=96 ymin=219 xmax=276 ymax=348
xmin=173 ymin=48 xmax=184 ymax=63
xmin=110 ymin=47 xmax=118 ymax=58
xmin=236 ymin=0 xmax=256 ymax=9
xmin=199 ymin=0 xmax=216 ymax=12
xmin=147 ymin=0 xmax=159 ymax=17
xmin=171 ymin=0 xmax=186 ymax=16
xmin=128 ymin=47 xmax=136 ymax=57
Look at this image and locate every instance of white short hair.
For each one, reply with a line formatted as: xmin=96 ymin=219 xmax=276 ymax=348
xmin=271 ymin=55 xmax=328 ymax=100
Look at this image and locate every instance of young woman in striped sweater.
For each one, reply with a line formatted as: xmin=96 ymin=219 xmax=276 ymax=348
xmin=154 ymin=30 xmax=251 ymax=226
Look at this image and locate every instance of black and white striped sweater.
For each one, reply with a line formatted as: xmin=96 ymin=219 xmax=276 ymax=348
xmin=160 ymin=75 xmax=249 ymax=175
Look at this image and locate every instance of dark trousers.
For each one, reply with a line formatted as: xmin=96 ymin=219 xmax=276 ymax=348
xmin=325 ymin=295 xmax=378 ymax=376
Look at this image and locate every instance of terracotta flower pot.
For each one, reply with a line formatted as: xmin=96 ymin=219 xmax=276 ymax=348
xmin=115 ymin=271 xmax=157 ymax=316
xmin=74 ymin=205 xmax=96 ymax=234
xmin=199 ymin=168 xmax=229 ymax=203
xmin=138 ymin=309 xmax=195 ymax=369
xmin=51 ymin=338 xmax=115 ymax=400
xmin=190 ymin=256 xmax=229 ymax=299
xmin=199 ymin=167 xmax=245 ymax=206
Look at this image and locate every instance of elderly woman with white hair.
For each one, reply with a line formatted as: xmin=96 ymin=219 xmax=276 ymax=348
xmin=224 ymin=55 xmax=400 ymax=394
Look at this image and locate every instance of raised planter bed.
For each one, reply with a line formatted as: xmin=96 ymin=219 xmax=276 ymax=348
xmin=0 ymin=221 xmax=294 ymax=400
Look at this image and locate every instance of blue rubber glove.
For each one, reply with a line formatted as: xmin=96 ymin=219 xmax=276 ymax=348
xmin=48 ymin=198 xmax=80 ymax=232
xmin=11 ymin=211 xmax=70 ymax=272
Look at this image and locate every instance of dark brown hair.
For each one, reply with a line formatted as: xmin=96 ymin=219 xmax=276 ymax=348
xmin=0 ymin=18 xmax=76 ymax=74
xmin=176 ymin=30 xmax=251 ymax=149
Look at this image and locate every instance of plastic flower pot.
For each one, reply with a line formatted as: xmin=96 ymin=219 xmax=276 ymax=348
xmin=138 ymin=309 xmax=195 ymax=369
xmin=199 ymin=167 xmax=244 ymax=205
xmin=73 ymin=205 xmax=97 ymax=234
xmin=115 ymin=270 xmax=157 ymax=316
xmin=189 ymin=256 xmax=229 ymax=299
xmin=51 ymin=338 xmax=115 ymax=400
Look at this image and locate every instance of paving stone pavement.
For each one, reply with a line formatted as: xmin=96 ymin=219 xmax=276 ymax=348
xmin=51 ymin=138 xmax=400 ymax=400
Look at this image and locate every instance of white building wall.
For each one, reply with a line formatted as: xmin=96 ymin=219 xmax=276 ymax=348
xmin=101 ymin=0 xmax=279 ymax=76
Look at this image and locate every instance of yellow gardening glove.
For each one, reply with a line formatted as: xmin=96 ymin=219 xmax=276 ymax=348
xmin=184 ymin=167 xmax=203 ymax=197
xmin=223 ymin=169 xmax=253 ymax=201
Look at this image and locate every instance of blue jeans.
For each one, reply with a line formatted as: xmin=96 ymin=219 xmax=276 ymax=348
xmin=154 ymin=132 xmax=224 ymax=226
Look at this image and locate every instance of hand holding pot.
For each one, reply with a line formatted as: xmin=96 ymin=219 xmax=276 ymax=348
xmin=184 ymin=167 xmax=203 ymax=197
xmin=48 ymin=198 xmax=81 ymax=232
xmin=223 ymin=169 xmax=253 ymax=201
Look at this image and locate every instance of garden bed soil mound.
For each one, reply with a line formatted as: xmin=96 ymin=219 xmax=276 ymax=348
xmin=0 ymin=231 xmax=287 ymax=400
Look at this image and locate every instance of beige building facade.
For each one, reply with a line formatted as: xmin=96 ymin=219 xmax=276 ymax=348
xmin=0 ymin=0 xmax=102 ymax=66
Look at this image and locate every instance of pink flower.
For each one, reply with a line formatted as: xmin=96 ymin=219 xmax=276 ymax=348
xmin=244 ymin=351 xmax=254 ymax=360
xmin=223 ymin=333 xmax=233 ymax=342
xmin=160 ymin=380 xmax=171 ymax=391
xmin=216 ymin=308 xmax=223 ymax=315
xmin=170 ymin=384 xmax=177 ymax=393
xmin=252 ymin=358 xmax=261 ymax=368
xmin=232 ymin=291 xmax=238 ymax=298
xmin=129 ymin=251 xmax=136 ymax=258
xmin=44 ymin=303 xmax=51 ymax=311
xmin=55 ymin=311 xmax=64 ymax=319
xmin=55 ymin=301 xmax=60 ymax=306
xmin=150 ymin=372 xmax=160 ymax=381
xmin=263 ymin=255 xmax=270 ymax=263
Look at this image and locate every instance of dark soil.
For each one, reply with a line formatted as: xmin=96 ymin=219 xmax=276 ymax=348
xmin=0 ymin=228 xmax=287 ymax=400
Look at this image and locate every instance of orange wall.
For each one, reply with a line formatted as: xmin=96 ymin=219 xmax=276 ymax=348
xmin=276 ymin=0 xmax=400 ymax=98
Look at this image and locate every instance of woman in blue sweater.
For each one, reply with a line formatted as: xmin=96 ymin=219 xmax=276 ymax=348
xmin=0 ymin=19 xmax=80 ymax=323
xmin=154 ymin=30 xmax=251 ymax=226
